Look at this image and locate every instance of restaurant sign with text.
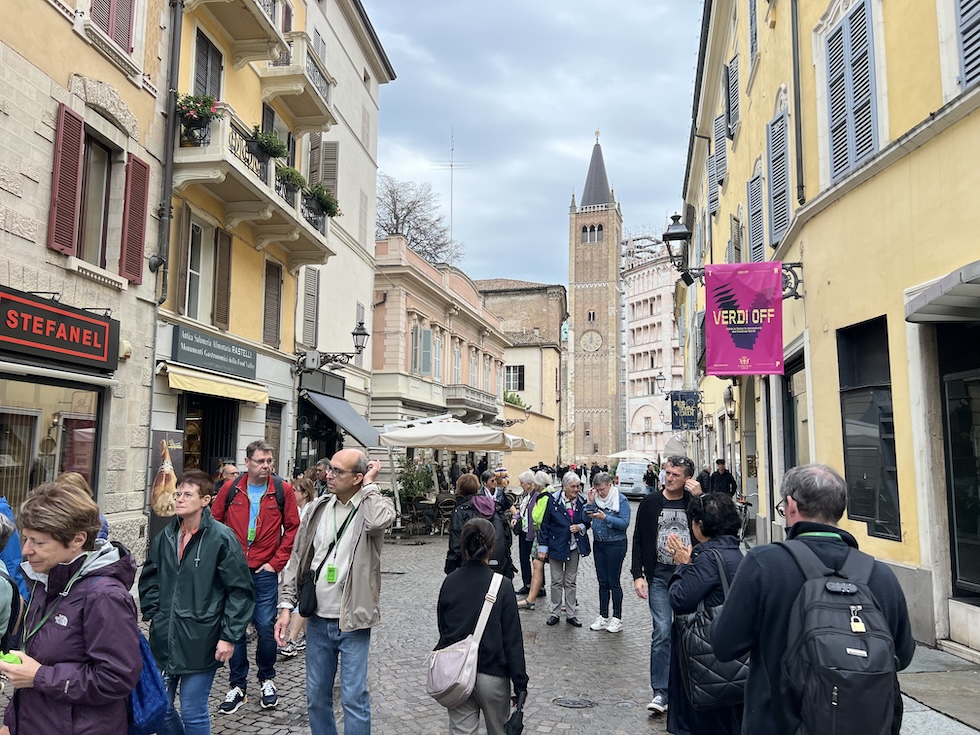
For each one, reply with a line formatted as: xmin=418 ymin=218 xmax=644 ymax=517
xmin=173 ymin=325 xmax=257 ymax=380
xmin=705 ymin=262 xmax=784 ymax=376
xmin=670 ymin=391 xmax=701 ymax=431
xmin=0 ymin=285 xmax=119 ymax=371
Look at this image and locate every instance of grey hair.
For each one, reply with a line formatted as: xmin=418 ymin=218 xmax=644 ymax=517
xmin=246 ymin=440 xmax=275 ymax=459
xmin=350 ymin=452 xmax=369 ymax=476
xmin=780 ymin=463 xmax=846 ymax=524
xmin=481 ymin=469 xmax=496 ymax=485
xmin=315 ymin=457 xmax=329 ymax=469
xmin=561 ymin=471 xmax=582 ymax=488
xmin=665 ymin=455 xmax=696 ymax=478
xmin=533 ymin=470 xmax=552 ymax=488
xmin=517 ymin=470 xmax=536 ymax=485
xmin=593 ymin=471 xmax=613 ymax=486
xmin=0 ymin=514 xmax=15 ymax=551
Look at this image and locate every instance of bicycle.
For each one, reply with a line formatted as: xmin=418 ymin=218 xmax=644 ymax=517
xmin=735 ymin=493 xmax=759 ymax=549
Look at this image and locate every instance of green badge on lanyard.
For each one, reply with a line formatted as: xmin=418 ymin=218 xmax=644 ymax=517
xmin=248 ymin=527 xmax=256 ymax=542
xmin=326 ymin=565 xmax=337 ymax=583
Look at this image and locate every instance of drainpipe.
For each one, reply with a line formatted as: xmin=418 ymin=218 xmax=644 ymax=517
xmin=791 ymin=0 xmax=806 ymax=205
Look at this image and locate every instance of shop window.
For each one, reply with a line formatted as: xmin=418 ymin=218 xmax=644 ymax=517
xmin=838 ymin=316 xmax=900 ymax=540
xmin=505 ymin=365 xmax=525 ymax=392
xmin=783 ymin=359 xmax=811 ymax=469
xmin=263 ymin=260 xmax=283 ymax=348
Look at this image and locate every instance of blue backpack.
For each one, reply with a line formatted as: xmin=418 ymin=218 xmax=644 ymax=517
xmin=129 ymin=632 xmax=168 ymax=735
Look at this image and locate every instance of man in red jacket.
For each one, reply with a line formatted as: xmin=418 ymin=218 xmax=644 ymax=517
xmin=212 ymin=439 xmax=300 ymax=714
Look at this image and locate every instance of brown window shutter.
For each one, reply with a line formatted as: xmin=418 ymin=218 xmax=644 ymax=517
xmin=175 ymin=202 xmax=191 ymax=314
xmin=47 ymin=103 xmax=85 ymax=255
xmin=212 ymin=229 xmax=232 ymax=329
xmin=91 ymin=0 xmax=111 ymax=34
xmin=118 ymin=153 xmax=150 ymax=283
xmin=301 ymin=267 xmax=318 ymax=345
xmin=112 ymin=0 xmax=133 ymax=52
xmin=263 ymin=260 xmax=282 ymax=348
xmin=282 ymin=3 xmax=292 ymax=33
xmin=308 ymin=132 xmax=321 ymax=183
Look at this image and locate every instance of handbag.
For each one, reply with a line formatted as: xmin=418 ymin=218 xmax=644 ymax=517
xmin=298 ymin=503 xmax=360 ymax=617
xmin=675 ymin=548 xmax=749 ymax=711
xmin=128 ymin=632 xmax=168 ymax=735
xmin=426 ymin=573 xmax=504 ymax=709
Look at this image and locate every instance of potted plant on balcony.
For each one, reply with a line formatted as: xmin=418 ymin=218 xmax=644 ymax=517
xmin=175 ymin=92 xmax=224 ymax=146
xmin=303 ymin=182 xmax=340 ymax=218
xmin=275 ymin=165 xmax=306 ymax=196
xmin=248 ymin=126 xmax=289 ymax=163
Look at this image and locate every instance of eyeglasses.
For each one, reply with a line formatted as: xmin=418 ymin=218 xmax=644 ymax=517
xmin=776 ymin=496 xmax=790 ymax=518
xmin=248 ymin=457 xmax=273 ymax=465
xmin=326 ymin=466 xmax=360 ymax=477
xmin=174 ymin=492 xmax=200 ymax=500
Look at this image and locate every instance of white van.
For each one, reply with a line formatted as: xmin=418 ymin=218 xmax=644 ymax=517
xmin=615 ymin=461 xmax=654 ymax=500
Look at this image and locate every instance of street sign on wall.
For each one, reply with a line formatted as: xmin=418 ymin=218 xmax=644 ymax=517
xmin=670 ymin=391 xmax=701 ymax=431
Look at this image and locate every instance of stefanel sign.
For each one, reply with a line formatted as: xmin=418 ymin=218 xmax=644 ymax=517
xmin=0 ymin=285 xmax=119 ymax=371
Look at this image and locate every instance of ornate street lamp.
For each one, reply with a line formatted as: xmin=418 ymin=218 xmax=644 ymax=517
xmin=295 ymin=321 xmax=370 ymax=372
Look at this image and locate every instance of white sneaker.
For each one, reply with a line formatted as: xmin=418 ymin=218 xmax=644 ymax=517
xmin=647 ymin=693 xmax=668 ymax=713
xmin=589 ymin=616 xmax=609 ymax=631
xmin=606 ymin=617 xmax=623 ymax=633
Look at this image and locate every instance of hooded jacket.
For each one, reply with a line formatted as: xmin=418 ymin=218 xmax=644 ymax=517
xmin=444 ymin=495 xmax=515 ymax=578
xmin=537 ymin=489 xmax=591 ymax=561
xmin=4 ymin=542 xmax=142 ymax=735
xmin=211 ymin=473 xmax=300 ymax=572
xmin=139 ymin=507 xmax=255 ymax=674
xmin=279 ymin=484 xmax=395 ymax=632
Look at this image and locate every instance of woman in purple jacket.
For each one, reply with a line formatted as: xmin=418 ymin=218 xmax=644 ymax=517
xmin=0 ymin=482 xmax=141 ymax=735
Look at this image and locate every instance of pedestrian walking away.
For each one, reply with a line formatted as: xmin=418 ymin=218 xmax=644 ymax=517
xmin=538 ymin=471 xmax=591 ymax=627
xmin=436 ymin=518 xmax=528 ymax=735
xmin=212 ymin=439 xmax=301 ymax=714
xmin=630 ymin=454 xmax=703 ymax=715
xmin=446 ymin=474 xmax=516 ymax=580
xmin=707 ymin=459 xmax=737 ymax=497
xmin=275 ymin=449 xmax=395 ymax=735
xmin=711 ymin=463 xmax=915 ymax=735
xmin=584 ymin=471 xmax=630 ymax=633
xmin=139 ymin=469 xmax=255 ymax=735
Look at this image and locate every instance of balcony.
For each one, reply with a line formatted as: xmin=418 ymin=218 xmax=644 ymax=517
xmin=173 ymin=103 xmax=335 ymax=269
xmin=446 ymin=384 xmax=500 ymax=423
xmin=259 ymin=32 xmax=337 ymax=135
xmin=184 ymin=0 xmax=287 ymax=67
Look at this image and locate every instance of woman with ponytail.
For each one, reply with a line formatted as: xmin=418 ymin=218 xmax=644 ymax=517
xmin=435 ymin=518 xmax=528 ymax=735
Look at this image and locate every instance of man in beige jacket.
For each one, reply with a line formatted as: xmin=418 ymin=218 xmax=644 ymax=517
xmin=275 ymin=448 xmax=395 ymax=735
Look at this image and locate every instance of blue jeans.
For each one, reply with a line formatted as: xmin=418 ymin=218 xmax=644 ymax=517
xmin=160 ymin=669 xmax=217 ymax=735
xmin=230 ymin=569 xmax=278 ymax=689
xmin=647 ymin=576 xmax=671 ymax=696
xmin=306 ymin=616 xmax=372 ymax=735
xmin=594 ymin=539 xmax=627 ymax=618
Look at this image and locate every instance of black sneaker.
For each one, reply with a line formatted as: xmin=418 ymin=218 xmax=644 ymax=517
xmin=260 ymin=679 xmax=279 ymax=709
xmin=218 ymin=686 xmax=246 ymax=715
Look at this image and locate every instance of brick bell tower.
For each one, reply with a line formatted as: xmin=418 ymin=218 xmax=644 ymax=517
xmin=567 ymin=133 xmax=623 ymax=465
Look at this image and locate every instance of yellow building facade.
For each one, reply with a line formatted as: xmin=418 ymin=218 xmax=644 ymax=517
xmin=678 ymin=0 xmax=980 ymax=651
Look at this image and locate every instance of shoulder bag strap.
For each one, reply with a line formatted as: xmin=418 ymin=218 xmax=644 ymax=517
xmin=837 ymin=546 xmax=875 ymax=585
xmin=776 ymin=539 xmax=835 ymax=580
xmin=471 ymin=573 xmax=504 ymax=645
xmin=708 ymin=549 xmax=733 ymax=598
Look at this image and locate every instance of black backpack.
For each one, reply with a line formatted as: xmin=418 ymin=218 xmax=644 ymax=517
xmin=778 ymin=540 xmax=898 ymax=735
xmin=0 ymin=568 xmax=25 ymax=652
xmin=222 ymin=474 xmax=286 ymax=521
xmin=486 ymin=504 xmax=515 ymax=579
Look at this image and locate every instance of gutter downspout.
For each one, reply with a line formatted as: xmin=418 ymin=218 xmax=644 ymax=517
xmin=791 ymin=0 xmax=806 ymax=205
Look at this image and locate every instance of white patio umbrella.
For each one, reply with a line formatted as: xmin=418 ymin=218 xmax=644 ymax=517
xmin=608 ymin=449 xmax=658 ymax=461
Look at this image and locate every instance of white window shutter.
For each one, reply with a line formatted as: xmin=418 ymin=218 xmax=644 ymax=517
xmin=727 ymin=57 xmax=740 ymax=135
xmin=713 ymin=114 xmax=728 ymax=185
xmin=959 ymin=0 xmax=980 ymax=88
xmin=747 ymin=175 xmax=765 ymax=262
xmin=302 ymin=267 xmax=318 ymax=346
xmin=767 ymin=111 xmax=791 ymax=246
xmin=708 ymin=152 xmax=719 ymax=216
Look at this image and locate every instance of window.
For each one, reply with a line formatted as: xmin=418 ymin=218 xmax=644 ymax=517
xmin=644 ymin=417 xmax=652 ymax=432
xmin=453 ymin=344 xmax=461 ymax=383
xmin=263 ymin=260 xmax=282 ymax=347
xmin=307 ymin=135 xmax=339 ymax=194
xmin=176 ymin=205 xmax=231 ymax=328
xmin=265 ymin=401 xmax=283 ymax=460
xmin=505 ymin=365 xmax=525 ymax=392
xmin=958 ymin=0 xmax=980 ymax=89
xmin=314 ymin=29 xmax=326 ymax=61
xmin=727 ymin=215 xmax=742 ymax=263
xmin=587 ymin=310 xmax=596 ymax=322
xmin=301 ymin=267 xmax=318 ymax=346
xmin=90 ymin=0 xmax=134 ymax=52
xmin=766 ymin=110 xmax=791 ymax=246
xmin=584 ymin=422 xmax=591 ymax=437
xmin=713 ymin=114 xmax=728 ymax=185
xmin=837 ymin=316 xmax=899 ymax=540
xmin=726 ymin=56 xmax=740 ymax=136
xmin=470 ymin=351 xmax=477 ymax=387
xmin=826 ymin=0 xmax=878 ymax=181
xmin=749 ymin=0 xmax=758 ymax=59
xmin=484 ymin=360 xmax=491 ymax=392
xmin=747 ymin=174 xmax=765 ymax=262
xmin=581 ymin=226 xmax=588 ymax=243
xmin=281 ymin=1 xmax=292 ymax=32
xmin=411 ymin=325 xmax=432 ymax=374
xmin=46 ymin=104 xmax=149 ymax=283
xmin=597 ymin=224 xmax=604 ymax=241
xmin=194 ymin=30 xmax=222 ymax=98
xmin=186 ymin=221 xmax=215 ymax=322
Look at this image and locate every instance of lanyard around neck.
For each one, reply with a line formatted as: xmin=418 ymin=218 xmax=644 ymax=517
xmin=23 ymin=561 xmax=88 ymax=645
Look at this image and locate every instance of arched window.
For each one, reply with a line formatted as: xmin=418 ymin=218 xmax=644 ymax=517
xmin=589 ymin=225 xmax=596 ymax=242
xmin=597 ymin=224 xmax=604 ymax=241
xmin=587 ymin=310 xmax=596 ymax=322
xmin=581 ymin=226 xmax=588 ymax=243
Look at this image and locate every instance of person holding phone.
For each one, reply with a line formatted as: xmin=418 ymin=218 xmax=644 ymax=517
xmin=585 ymin=472 xmax=631 ymax=633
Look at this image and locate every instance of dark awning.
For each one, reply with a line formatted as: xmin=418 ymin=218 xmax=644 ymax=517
xmin=906 ymin=260 xmax=980 ymax=323
xmin=302 ymin=390 xmax=380 ymax=448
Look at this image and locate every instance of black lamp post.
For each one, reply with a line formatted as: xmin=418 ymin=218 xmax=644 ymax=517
xmin=295 ymin=320 xmax=370 ymax=373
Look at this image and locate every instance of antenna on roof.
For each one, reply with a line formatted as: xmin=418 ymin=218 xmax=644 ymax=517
xmin=429 ymin=128 xmax=474 ymax=244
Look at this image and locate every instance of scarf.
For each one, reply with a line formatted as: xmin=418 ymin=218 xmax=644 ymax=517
xmin=594 ymin=488 xmax=621 ymax=514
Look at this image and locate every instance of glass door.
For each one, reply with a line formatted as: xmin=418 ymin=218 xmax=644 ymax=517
xmin=945 ymin=371 xmax=980 ymax=595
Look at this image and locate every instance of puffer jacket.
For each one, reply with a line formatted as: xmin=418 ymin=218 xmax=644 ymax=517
xmin=139 ymin=508 xmax=255 ymax=673
xmin=4 ymin=542 xmax=142 ymax=735
xmin=279 ymin=484 xmax=395 ymax=632
xmin=538 ymin=490 xmax=591 ymax=561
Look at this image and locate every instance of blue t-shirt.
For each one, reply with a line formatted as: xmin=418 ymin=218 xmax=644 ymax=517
xmin=247 ymin=483 xmax=265 ymax=543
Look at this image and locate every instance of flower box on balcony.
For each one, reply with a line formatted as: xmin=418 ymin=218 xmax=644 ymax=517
xmin=276 ymin=165 xmax=306 ymax=195
xmin=305 ymin=182 xmax=340 ymax=217
xmin=248 ymin=127 xmax=289 ymax=163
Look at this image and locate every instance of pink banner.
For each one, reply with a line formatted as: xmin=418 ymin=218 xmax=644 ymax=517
xmin=705 ymin=262 xmax=784 ymax=376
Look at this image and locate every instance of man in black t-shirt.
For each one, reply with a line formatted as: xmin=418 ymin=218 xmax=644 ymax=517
xmin=630 ymin=455 xmax=703 ymax=715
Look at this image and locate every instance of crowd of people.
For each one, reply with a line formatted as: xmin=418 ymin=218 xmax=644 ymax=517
xmin=0 ymin=447 xmax=915 ymax=735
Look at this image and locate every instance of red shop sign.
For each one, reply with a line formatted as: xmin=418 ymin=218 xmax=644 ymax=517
xmin=0 ymin=285 xmax=120 ymax=371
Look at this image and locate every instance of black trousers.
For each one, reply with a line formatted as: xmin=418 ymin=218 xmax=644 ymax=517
xmin=518 ymin=533 xmax=533 ymax=588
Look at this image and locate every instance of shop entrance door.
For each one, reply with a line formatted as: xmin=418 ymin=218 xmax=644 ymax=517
xmin=945 ymin=370 xmax=980 ymax=598
xmin=181 ymin=394 xmax=239 ymax=476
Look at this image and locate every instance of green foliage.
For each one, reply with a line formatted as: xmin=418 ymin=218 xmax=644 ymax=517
xmin=306 ymin=182 xmax=341 ymax=217
xmin=503 ymin=390 xmax=527 ymax=408
xmin=396 ymin=455 xmax=434 ymax=498
xmin=276 ymin=165 xmax=306 ymax=189
xmin=174 ymin=92 xmax=224 ymax=122
xmin=251 ymin=126 xmax=289 ymax=157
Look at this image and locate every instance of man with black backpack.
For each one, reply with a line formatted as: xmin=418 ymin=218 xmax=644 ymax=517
xmin=711 ymin=463 xmax=915 ymax=735
xmin=212 ymin=439 xmax=300 ymax=715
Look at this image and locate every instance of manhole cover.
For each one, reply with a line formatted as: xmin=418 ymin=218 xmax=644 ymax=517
xmin=553 ymin=697 xmax=598 ymax=709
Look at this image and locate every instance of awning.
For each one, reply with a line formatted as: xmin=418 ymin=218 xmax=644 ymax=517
xmin=160 ymin=362 xmax=269 ymax=404
xmin=906 ymin=260 xmax=980 ymax=323
xmin=302 ymin=390 xmax=380 ymax=448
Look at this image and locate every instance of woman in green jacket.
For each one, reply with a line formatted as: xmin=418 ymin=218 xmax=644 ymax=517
xmin=139 ymin=469 xmax=254 ymax=735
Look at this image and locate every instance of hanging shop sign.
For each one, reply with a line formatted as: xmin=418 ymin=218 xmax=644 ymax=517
xmin=172 ymin=325 xmax=257 ymax=380
xmin=0 ymin=285 xmax=119 ymax=371
xmin=670 ymin=391 xmax=701 ymax=431
xmin=705 ymin=262 xmax=784 ymax=376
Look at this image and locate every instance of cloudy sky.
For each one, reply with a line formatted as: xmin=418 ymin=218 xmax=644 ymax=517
xmin=368 ymin=1 xmax=705 ymax=284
